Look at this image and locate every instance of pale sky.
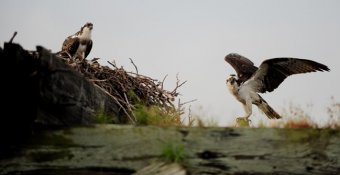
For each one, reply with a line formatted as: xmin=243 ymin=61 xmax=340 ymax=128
xmin=1 ymin=0 xmax=339 ymax=126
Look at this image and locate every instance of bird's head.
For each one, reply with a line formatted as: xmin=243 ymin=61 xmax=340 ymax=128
xmin=226 ymin=74 xmax=237 ymax=86
xmin=83 ymin=22 xmax=93 ymax=30
xmin=79 ymin=22 xmax=93 ymax=38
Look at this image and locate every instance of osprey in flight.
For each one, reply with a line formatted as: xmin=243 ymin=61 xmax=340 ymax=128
xmin=224 ymin=53 xmax=330 ymax=121
xmin=59 ymin=22 xmax=93 ymax=60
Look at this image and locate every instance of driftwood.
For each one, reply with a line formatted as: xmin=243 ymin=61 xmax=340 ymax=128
xmin=1 ymin=125 xmax=339 ymax=175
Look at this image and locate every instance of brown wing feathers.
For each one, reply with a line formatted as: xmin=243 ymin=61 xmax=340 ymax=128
xmin=259 ymin=58 xmax=330 ymax=92
xmin=62 ymin=37 xmax=80 ymax=57
xmin=224 ymin=53 xmax=258 ymax=84
xmin=85 ymin=40 xmax=93 ymax=58
xmin=224 ymin=53 xmax=330 ymax=93
xmin=264 ymin=58 xmax=329 ymax=75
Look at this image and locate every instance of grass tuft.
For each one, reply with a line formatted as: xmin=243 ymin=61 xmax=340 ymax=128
xmin=161 ymin=141 xmax=185 ymax=163
xmin=133 ymin=104 xmax=182 ymax=126
xmin=95 ymin=109 xmax=112 ymax=124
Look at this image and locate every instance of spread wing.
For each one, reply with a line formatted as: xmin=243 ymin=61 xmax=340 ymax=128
xmin=84 ymin=40 xmax=92 ymax=59
xmin=61 ymin=36 xmax=80 ymax=57
xmin=247 ymin=58 xmax=330 ymax=93
xmin=224 ymin=53 xmax=258 ymax=84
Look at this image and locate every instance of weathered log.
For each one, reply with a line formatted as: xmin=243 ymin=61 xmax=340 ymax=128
xmin=1 ymin=125 xmax=339 ymax=175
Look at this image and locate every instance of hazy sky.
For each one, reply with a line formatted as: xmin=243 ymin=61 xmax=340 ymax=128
xmin=1 ymin=0 xmax=339 ymax=126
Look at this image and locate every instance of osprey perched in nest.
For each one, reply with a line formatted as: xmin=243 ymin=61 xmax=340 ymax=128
xmin=224 ymin=53 xmax=330 ymax=121
xmin=59 ymin=22 xmax=93 ymax=60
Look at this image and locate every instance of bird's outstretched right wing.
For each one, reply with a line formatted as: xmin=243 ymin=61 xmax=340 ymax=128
xmin=224 ymin=53 xmax=258 ymax=84
xmin=249 ymin=57 xmax=330 ymax=93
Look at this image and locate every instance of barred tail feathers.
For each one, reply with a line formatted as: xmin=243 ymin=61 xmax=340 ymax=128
xmin=256 ymin=96 xmax=281 ymax=119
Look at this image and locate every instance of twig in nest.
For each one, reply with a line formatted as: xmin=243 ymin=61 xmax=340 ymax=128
xmin=129 ymin=58 xmax=139 ymax=75
xmin=123 ymin=92 xmax=136 ymax=112
xmin=9 ymin=31 xmax=18 ymax=43
xmin=161 ymin=74 xmax=168 ymax=90
xmin=107 ymin=60 xmax=117 ymax=69
xmin=180 ymin=99 xmax=197 ymax=106
xmin=171 ymin=73 xmax=187 ymax=95
xmin=89 ymin=79 xmax=107 ymax=82
xmin=60 ymin=51 xmax=72 ymax=59
xmin=93 ymin=83 xmax=136 ymax=124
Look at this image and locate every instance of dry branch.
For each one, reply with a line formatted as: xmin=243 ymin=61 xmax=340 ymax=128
xmin=9 ymin=31 xmax=17 ymax=43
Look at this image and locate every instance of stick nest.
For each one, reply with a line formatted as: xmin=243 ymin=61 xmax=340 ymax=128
xmin=60 ymin=57 xmax=186 ymax=123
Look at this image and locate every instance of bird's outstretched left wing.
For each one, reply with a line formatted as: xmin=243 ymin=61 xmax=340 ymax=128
xmin=248 ymin=58 xmax=330 ymax=93
xmin=224 ymin=53 xmax=258 ymax=84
